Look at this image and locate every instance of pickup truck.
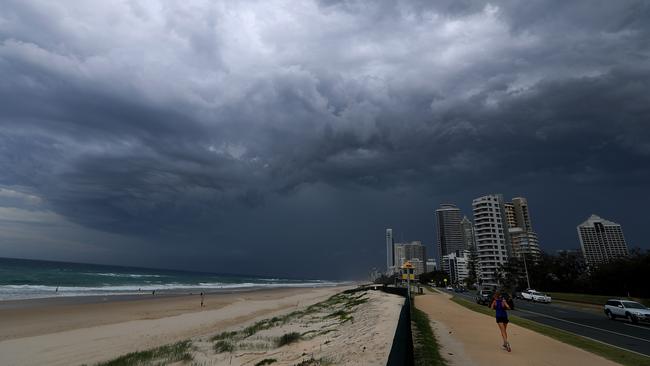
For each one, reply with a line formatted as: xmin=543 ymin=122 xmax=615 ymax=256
xmin=519 ymin=289 xmax=552 ymax=303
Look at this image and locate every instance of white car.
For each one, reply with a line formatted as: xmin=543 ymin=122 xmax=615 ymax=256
xmin=604 ymin=299 xmax=650 ymax=324
xmin=520 ymin=289 xmax=552 ymax=303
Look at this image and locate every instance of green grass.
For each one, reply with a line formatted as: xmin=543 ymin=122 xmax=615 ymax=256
xmin=411 ymin=305 xmax=447 ymax=366
xmin=276 ymin=332 xmax=301 ymax=347
xmin=213 ymin=340 xmax=235 ymax=353
xmin=450 ymin=296 xmax=650 ymax=366
xmin=95 ymin=340 xmax=193 ymax=366
xmin=254 ymin=358 xmax=277 ymax=366
xmin=548 ymin=292 xmax=650 ymax=307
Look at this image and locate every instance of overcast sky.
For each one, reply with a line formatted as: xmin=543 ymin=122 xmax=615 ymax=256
xmin=1 ymin=0 xmax=649 ymax=279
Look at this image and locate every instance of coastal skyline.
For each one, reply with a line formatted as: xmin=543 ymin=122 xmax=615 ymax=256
xmin=1 ymin=1 xmax=650 ymax=278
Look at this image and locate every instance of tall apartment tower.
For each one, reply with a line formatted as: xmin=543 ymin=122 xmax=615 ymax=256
xmin=504 ymin=197 xmax=541 ymax=259
xmin=435 ymin=204 xmax=464 ymax=265
xmin=472 ymin=194 xmax=511 ymax=286
xmin=386 ymin=228 xmax=394 ymax=273
xmin=460 ymin=216 xmax=476 ymax=251
xmin=577 ymin=215 xmax=629 ymax=266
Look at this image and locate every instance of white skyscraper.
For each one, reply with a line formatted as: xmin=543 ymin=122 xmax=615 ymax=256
xmin=504 ymin=197 xmax=541 ymax=259
xmin=472 ymin=194 xmax=511 ymax=287
xmin=577 ymin=215 xmax=629 ymax=266
xmin=386 ymin=228 xmax=394 ymax=273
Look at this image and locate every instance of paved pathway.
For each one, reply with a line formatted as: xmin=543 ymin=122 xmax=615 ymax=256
xmin=415 ymin=290 xmax=623 ymax=366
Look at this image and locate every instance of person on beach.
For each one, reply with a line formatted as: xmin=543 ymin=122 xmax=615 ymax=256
xmin=490 ymin=291 xmax=511 ymax=352
xmin=200 ymin=292 xmax=204 ymax=307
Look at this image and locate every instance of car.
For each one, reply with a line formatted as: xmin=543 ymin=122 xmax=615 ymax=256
xmin=520 ymin=289 xmax=552 ymax=303
xmin=604 ymin=299 xmax=650 ymax=324
xmin=476 ymin=289 xmax=493 ymax=306
xmin=446 ymin=286 xmax=454 ymax=290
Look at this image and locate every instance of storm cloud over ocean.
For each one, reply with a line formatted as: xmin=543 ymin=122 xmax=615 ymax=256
xmin=1 ymin=1 xmax=649 ymax=278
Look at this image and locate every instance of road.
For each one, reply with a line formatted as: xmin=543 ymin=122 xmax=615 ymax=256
xmin=444 ymin=289 xmax=650 ymax=357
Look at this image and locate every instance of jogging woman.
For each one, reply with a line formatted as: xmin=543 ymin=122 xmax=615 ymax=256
xmin=490 ymin=291 xmax=511 ymax=352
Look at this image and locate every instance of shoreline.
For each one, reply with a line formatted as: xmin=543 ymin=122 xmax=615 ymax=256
xmin=0 ymin=285 xmax=355 ymax=342
xmin=0 ymin=283 xmax=350 ymax=310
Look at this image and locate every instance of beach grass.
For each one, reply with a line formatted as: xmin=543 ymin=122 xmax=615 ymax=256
xmin=213 ymin=340 xmax=235 ymax=353
xmin=450 ymin=296 xmax=650 ymax=366
xmin=411 ymin=305 xmax=447 ymax=366
xmin=276 ymin=332 xmax=301 ymax=347
xmin=95 ymin=340 xmax=193 ymax=366
xmin=254 ymin=358 xmax=277 ymax=365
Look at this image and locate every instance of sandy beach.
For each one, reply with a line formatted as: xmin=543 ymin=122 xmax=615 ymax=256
xmin=415 ymin=289 xmax=622 ymax=366
xmin=0 ymin=286 xmax=402 ymax=366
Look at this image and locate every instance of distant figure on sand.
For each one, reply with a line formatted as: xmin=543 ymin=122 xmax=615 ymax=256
xmin=200 ymin=292 xmax=204 ymax=307
xmin=152 ymin=290 xmax=155 ymax=296
xmin=490 ymin=291 xmax=511 ymax=352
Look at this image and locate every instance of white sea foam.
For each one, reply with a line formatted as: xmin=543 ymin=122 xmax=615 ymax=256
xmin=81 ymin=272 xmax=166 ymax=278
xmin=0 ymin=281 xmax=343 ymax=301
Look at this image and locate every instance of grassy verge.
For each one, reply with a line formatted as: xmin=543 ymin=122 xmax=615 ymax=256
xmin=411 ymin=305 xmax=447 ymax=366
xmin=95 ymin=340 xmax=193 ymax=366
xmin=450 ymin=296 xmax=650 ymax=366
xmin=548 ymin=292 xmax=650 ymax=307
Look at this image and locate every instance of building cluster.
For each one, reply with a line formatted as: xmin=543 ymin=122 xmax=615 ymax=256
xmin=385 ymin=229 xmax=432 ymax=276
xmin=432 ymin=195 xmax=544 ymax=287
xmin=384 ymin=194 xmax=631 ymax=288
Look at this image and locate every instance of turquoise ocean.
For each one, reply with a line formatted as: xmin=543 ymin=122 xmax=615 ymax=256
xmin=0 ymin=257 xmax=338 ymax=301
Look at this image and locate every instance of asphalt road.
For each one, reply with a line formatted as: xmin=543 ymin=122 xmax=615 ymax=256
xmin=443 ymin=289 xmax=650 ymax=357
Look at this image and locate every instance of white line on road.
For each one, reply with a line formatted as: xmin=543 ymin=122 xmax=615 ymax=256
xmin=516 ymin=308 xmax=650 ymax=343
xmin=624 ymin=323 xmax=650 ymax=331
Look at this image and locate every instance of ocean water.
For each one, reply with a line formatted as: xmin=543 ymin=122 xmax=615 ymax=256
xmin=0 ymin=257 xmax=338 ymax=301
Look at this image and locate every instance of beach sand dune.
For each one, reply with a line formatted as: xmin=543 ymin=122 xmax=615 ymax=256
xmin=416 ymin=289 xmax=622 ymax=366
xmin=0 ymin=287 xmax=347 ymax=366
xmin=0 ymin=286 xmax=403 ymax=366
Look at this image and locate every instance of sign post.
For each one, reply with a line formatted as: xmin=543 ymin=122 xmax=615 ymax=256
xmin=401 ymin=261 xmax=415 ymax=299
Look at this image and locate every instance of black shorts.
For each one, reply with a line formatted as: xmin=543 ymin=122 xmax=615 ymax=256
xmin=496 ymin=316 xmax=509 ymax=324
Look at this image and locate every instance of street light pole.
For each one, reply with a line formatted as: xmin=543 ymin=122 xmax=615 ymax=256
xmin=523 ymin=254 xmax=531 ymax=289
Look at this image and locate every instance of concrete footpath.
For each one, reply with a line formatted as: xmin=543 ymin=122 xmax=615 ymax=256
xmin=415 ymin=290 xmax=622 ymax=366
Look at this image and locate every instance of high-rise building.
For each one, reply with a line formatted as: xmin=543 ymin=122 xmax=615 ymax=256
xmin=577 ymin=215 xmax=629 ymax=266
xmin=386 ymin=228 xmax=394 ymax=273
xmin=460 ymin=216 xmax=476 ymax=251
xmin=435 ymin=204 xmax=464 ymax=265
xmin=504 ymin=197 xmax=541 ymax=259
xmin=393 ymin=241 xmax=427 ymax=274
xmin=426 ymin=258 xmax=437 ymax=273
xmin=472 ymin=194 xmax=511 ymax=286
xmin=442 ymin=250 xmax=470 ymax=285
xmin=409 ymin=258 xmax=426 ymax=276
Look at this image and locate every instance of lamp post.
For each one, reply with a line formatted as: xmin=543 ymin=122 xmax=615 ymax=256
xmin=523 ymin=254 xmax=531 ymax=290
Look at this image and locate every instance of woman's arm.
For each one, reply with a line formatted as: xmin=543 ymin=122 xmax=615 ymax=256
xmin=490 ymin=299 xmax=496 ymax=309
xmin=502 ymin=299 xmax=511 ymax=310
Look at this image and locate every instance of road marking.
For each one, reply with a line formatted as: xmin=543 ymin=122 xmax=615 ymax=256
xmin=624 ymin=323 xmax=650 ymax=331
xmin=516 ymin=308 xmax=650 ymax=343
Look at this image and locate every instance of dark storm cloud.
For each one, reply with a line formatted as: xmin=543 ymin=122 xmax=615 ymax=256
xmin=1 ymin=0 xmax=649 ymax=277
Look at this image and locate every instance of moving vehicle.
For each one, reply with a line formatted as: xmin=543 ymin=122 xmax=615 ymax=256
xmin=604 ymin=299 xmax=650 ymax=324
xmin=519 ymin=289 xmax=552 ymax=303
xmin=476 ymin=289 xmax=493 ymax=306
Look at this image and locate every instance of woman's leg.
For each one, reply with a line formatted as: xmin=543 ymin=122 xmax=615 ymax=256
xmin=498 ymin=323 xmax=507 ymax=344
